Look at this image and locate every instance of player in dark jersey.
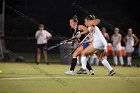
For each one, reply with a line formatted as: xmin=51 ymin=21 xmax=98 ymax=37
xmin=64 ymin=15 xmax=99 ymax=75
xmin=64 ymin=15 xmax=93 ymax=75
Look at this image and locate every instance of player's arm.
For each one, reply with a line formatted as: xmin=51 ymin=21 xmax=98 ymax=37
xmin=123 ymin=35 xmax=127 ymax=45
xmin=35 ymin=31 xmax=41 ymax=39
xmin=75 ymin=25 xmax=88 ymax=39
xmin=70 ymin=35 xmax=77 ymax=43
xmin=133 ymin=34 xmax=139 ymax=46
xmin=92 ymin=19 xmax=101 ymax=26
xmin=71 ymin=34 xmax=75 ymax=39
xmin=106 ymin=33 xmax=110 ymax=41
xmin=82 ymin=31 xmax=94 ymax=44
xmin=46 ymin=31 xmax=52 ymax=40
xmin=78 ymin=25 xmax=88 ymax=35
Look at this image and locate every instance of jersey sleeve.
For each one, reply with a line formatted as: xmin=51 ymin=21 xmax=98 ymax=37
xmin=35 ymin=31 xmax=39 ymax=39
xmin=45 ymin=31 xmax=52 ymax=37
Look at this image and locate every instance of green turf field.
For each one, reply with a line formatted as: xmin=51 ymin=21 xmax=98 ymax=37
xmin=0 ymin=62 xmax=140 ymax=93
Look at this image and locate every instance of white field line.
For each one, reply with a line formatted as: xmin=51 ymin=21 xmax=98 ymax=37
xmin=0 ymin=76 xmax=139 ymax=80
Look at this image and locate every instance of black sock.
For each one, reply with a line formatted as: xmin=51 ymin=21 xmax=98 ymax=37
xmin=70 ymin=58 xmax=77 ymax=71
xmin=86 ymin=62 xmax=92 ymax=71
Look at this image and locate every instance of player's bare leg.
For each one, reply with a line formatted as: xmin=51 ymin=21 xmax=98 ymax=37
xmin=77 ymin=44 xmax=95 ymax=74
xmin=64 ymin=46 xmax=83 ymax=75
xmin=43 ymin=50 xmax=48 ymax=64
xmin=36 ymin=48 xmax=41 ymax=65
xmin=97 ymin=50 xmax=115 ymax=76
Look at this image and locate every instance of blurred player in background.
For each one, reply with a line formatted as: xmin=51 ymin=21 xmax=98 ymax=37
xmin=101 ymin=27 xmax=110 ymax=59
xmin=35 ymin=24 xmax=52 ymax=65
xmin=111 ymin=27 xmax=124 ymax=66
xmin=101 ymin=27 xmax=110 ymax=42
xmin=123 ymin=28 xmax=138 ymax=67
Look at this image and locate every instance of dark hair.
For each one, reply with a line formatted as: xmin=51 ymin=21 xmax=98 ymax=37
xmin=70 ymin=15 xmax=78 ymax=23
xmin=85 ymin=15 xmax=95 ymax=20
xmin=39 ymin=24 xmax=44 ymax=27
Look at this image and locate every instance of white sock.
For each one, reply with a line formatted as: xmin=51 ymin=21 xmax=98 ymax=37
xmin=127 ymin=57 xmax=132 ymax=65
xmin=113 ymin=56 xmax=118 ymax=65
xmin=119 ymin=56 xmax=124 ymax=65
xmin=81 ymin=56 xmax=87 ymax=70
xmin=101 ymin=58 xmax=113 ymax=72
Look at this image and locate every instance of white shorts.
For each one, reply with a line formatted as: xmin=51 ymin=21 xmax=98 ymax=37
xmin=113 ymin=45 xmax=122 ymax=51
xmin=125 ymin=46 xmax=134 ymax=53
xmin=92 ymin=41 xmax=107 ymax=50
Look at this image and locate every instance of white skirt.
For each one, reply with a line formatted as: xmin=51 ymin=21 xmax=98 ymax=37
xmin=125 ymin=45 xmax=134 ymax=53
xmin=92 ymin=41 xmax=107 ymax=50
xmin=113 ymin=44 xmax=122 ymax=51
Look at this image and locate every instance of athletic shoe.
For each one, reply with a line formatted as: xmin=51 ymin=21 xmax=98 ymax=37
xmin=108 ymin=70 xmax=115 ymax=76
xmin=113 ymin=64 xmax=116 ymax=67
xmin=128 ymin=65 xmax=131 ymax=67
xmin=77 ymin=68 xmax=87 ymax=74
xmin=89 ymin=70 xmax=94 ymax=75
xmin=46 ymin=62 xmax=50 ymax=65
xmin=36 ymin=62 xmax=39 ymax=65
xmin=64 ymin=70 xmax=74 ymax=75
xmin=122 ymin=64 xmax=126 ymax=67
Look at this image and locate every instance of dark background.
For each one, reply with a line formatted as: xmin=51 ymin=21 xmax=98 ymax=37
xmin=1 ymin=0 xmax=140 ymax=37
xmin=0 ymin=0 xmax=140 ymax=53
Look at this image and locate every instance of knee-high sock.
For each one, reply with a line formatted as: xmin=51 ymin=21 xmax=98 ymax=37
xmin=101 ymin=58 xmax=113 ymax=72
xmin=119 ymin=56 xmax=124 ymax=65
xmin=127 ymin=57 xmax=132 ymax=65
xmin=86 ymin=62 xmax=93 ymax=71
xmin=70 ymin=58 xmax=77 ymax=71
xmin=81 ymin=56 xmax=87 ymax=70
xmin=113 ymin=56 xmax=118 ymax=65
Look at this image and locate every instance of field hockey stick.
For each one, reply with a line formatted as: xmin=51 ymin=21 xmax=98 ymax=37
xmin=47 ymin=37 xmax=77 ymax=50
xmin=64 ymin=32 xmax=91 ymax=59
xmin=47 ymin=31 xmax=81 ymax=50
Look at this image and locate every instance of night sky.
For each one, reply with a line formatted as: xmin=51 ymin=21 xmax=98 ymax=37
xmin=1 ymin=0 xmax=140 ymax=37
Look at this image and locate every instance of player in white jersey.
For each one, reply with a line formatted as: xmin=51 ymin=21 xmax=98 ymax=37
xmin=77 ymin=15 xmax=115 ymax=76
xmin=111 ymin=27 xmax=124 ymax=66
xmin=123 ymin=28 xmax=138 ymax=66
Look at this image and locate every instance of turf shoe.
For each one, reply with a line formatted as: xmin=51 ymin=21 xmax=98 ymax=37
xmin=89 ymin=70 xmax=94 ymax=75
xmin=108 ymin=70 xmax=115 ymax=76
xmin=36 ymin=62 xmax=39 ymax=65
xmin=64 ymin=70 xmax=74 ymax=75
xmin=77 ymin=68 xmax=87 ymax=74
